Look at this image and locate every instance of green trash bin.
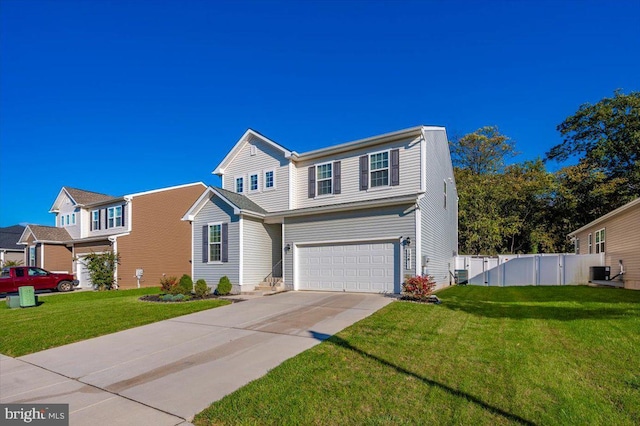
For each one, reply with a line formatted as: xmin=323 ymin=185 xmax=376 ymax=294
xmin=6 ymin=295 xmax=21 ymax=308
xmin=19 ymin=286 xmax=36 ymax=308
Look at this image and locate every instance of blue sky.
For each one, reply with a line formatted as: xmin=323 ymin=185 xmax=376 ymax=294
xmin=1 ymin=0 xmax=638 ymax=227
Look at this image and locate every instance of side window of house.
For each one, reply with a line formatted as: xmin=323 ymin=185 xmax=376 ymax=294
xmin=107 ymin=206 xmax=123 ymax=228
xmin=250 ymin=174 xmax=259 ymax=191
xmin=236 ymin=177 xmax=244 ymax=193
xmin=588 ymin=233 xmax=592 ymax=253
xmin=317 ymin=163 xmax=332 ymax=195
xmin=209 ymin=224 xmax=221 ymax=261
xmin=575 ymin=237 xmax=580 ymax=254
xmin=595 ymin=229 xmax=605 ymax=253
xmin=204 ymin=223 xmax=228 ymax=263
xmin=92 ymin=210 xmax=100 ymax=231
xmin=308 ymin=161 xmax=341 ymax=198
xmin=265 ymin=170 xmax=274 ymax=189
xmin=360 ymin=149 xmax=399 ymax=190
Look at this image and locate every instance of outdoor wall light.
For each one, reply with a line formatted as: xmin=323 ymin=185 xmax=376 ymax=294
xmin=404 ymin=237 xmax=411 ymax=246
xmin=284 ymin=244 xmax=291 ymax=252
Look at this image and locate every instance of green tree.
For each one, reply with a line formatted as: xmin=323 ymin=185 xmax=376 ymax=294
xmin=450 ymin=125 xmax=517 ymax=174
xmin=546 ymin=90 xmax=640 ymax=200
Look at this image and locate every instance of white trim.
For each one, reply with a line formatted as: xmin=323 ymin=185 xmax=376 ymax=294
xmin=568 ymin=197 xmax=640 ymax=236
xmin=288 ymin=161 xmax=294 ymax=210
xmin=239 ymin=217 xmax=244 ymax=286
xmin=213 ymin=129 xmax=293 ymax=176
xmin=420 ymin=135 xmax=426 ymax=193
xmin=125 ymin=182 xmax=206 ymax=198
xmin=315 ymin=161 xmax=334 ymax=196
xmin=281 ymin=223 xmax=286 ymax=286
xmin=40 ymin=244 xmax=45 ymax=268
xmin=248 ymin=172 xmax=260 ymax=193
xmin=111 ymin=237 xmax=119 ymax=288
xmin=368 ymin=149 xmax=391 ymax=188
xmin=295 ymin=236 xmax=401 ymax=247
xmin=415 ymin=204 xmax=422 ymax=276
xmin=234 ymin=175 xmax=245 ymax=194
xmin=190 ymin=222 xmax=195 ymax=278
xmin=206 ymin=222 xmax=223 ymax=263
xmin=263 ymin=169 xmax=276 ymax=191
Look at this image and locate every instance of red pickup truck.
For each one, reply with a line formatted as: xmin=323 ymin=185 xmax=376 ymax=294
xmin=0 ymin=266 xmax=79 ymax=293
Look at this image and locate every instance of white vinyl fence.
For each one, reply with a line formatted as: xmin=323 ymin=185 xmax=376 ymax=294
xmin=455 ymin=253 xmax=605 ymax=287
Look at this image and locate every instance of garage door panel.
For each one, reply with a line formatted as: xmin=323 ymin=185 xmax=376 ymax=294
xmin=297 ymin=241 xmax=397 ymax=293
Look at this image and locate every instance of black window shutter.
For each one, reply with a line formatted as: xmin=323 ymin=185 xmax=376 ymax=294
xmin=333 ymin=161 xmax=341 ymax=194
xmin=99 ymin=209 xmax=103 ymax=230
xmin=34 ymin=244 xmax=38 ymax=267
xmin=308 ymin=166 xmax=316 ymax=198
xmin=202 ymin=225 xmax=209 ymax=263
xmin=391 ymin=149 xmax=400 ymax=186
xmin=359 ymin=155 xmax=369 ymax=190
xmin=90 ymin=213 xmax=94 ymax=231
xmin=121 ymin=204 xmax=126 ymax=227
xmin=221 ymin=223 xmax=229 ymax=263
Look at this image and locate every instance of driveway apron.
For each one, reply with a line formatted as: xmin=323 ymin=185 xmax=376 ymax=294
xmin=1 ymin=291 xmax=394 ymax=425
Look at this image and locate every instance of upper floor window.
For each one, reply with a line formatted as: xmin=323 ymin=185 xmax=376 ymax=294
xmin=92 ymin=210 xmax=100 ymax=231
xmin=71 ymin=213 xmax=76 ymax=225
xmin=574 ymin=237 xmax=580 ymax=254
xmin=588 ymin=233 xmax=592 ymax=254
xmin=595 ymin=228 xmax=605 ymax=253
xmin=265 ymin=170 xmax=274 ymax=189
xmin=370 ymin=151 xmax=389 ymax=187
xmin=250 ymin=174 xmax=259 ymax=191
xmin=443 ymin=180 xmax=448 ymax=209
xmin=60 ymin=213 xmax=76 ymax=227
xmin=108 ymin=206 xmax=122 ymax=228
xmin=317 ymin=163 xmax=333 ymax=196
xmin=236 ymin=177 xmax=244 ymax=193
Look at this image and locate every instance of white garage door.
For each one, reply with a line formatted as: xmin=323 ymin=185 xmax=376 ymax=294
xmin=297 ymin=241 xmax=397 ymax=293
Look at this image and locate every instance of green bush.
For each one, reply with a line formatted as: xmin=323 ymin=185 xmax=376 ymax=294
xmin=162 ymin=294 xmax=174 ymax=301
xmin=160 ymin=276 xmax=179 ymax=294
xmin=194 ymin=279 xmax=210 ymax=298
xmin=178 ymin=274 xmax=193 ymax=295
xmin=216 ymin=276 xmax=232 ymax=295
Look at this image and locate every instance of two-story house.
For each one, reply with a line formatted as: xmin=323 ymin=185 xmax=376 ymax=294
xmin=183 ymin=126 xmax=458 ymax=294
xmin=19 ymin=182 xmax=206 ymax=289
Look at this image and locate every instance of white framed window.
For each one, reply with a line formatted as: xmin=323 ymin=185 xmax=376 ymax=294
xmin=235 ymin=177 xmax=244 ymax=193
xmin=264 ymin=170 xmax=275 ymax=189
xmin=595 ymin=228 xmax=605 ymax=253
xmin=370 ymin=151 xmax=389 ymax=187
xmin=575 ymin=237 xmax=580 ymax=254
xmin=317 ymin=162 xmax=333 ymax=196
xmin=250 ymin=173 xmax=259 ymax=191
xmin=71 ymin=213 xmax=76 ymax=225
xmin=588 ymin=233 xmax=592 ymax=254
xmin=404 ymin=247 xmax=412 ymax=270
xmin=92 ymin=210 xmax=100 ymax=230
xmin=29 ymin=246 xmax=36 ymax=266
xmin=208 ymin=223 xmax=222 ymax=262
xmin=108 ymin=206 xmax=122 ymax=228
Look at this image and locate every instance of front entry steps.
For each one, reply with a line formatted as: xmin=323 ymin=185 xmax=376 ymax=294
xmin=241 ymin=278 xmax=286 ymax=296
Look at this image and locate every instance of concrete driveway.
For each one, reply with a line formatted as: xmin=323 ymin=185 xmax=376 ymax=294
xmin=1 ymin=291 xmax=394 ymax=425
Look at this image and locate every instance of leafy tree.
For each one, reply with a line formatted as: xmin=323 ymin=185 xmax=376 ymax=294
xmin=547 ymin=90 xmax=640 ymax=200
xmin=450 ymin=126 xmax=517 ymax=175
xmin=82 ymin=251 xmax=119 ymax=290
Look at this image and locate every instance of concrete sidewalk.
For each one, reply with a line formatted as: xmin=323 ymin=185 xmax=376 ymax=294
xmin=1 ymin=291 xmax=394 ymax=425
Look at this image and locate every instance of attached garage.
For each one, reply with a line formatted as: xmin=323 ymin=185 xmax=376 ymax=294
xmin=295 ymin=241 xmax=399 ymax=293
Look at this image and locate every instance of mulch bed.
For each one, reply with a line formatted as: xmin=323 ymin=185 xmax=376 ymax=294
xmin=139 ymin=294 xmax=246 ymax=303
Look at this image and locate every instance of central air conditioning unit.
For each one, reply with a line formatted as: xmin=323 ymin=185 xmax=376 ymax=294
xmin=589 ymin=266 xmax=611 ymax=281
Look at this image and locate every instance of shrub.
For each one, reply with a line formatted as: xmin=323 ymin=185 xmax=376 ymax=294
xmin=172 ymin=294 xmax=185 ymax=301
xmin=178 ymin=274 xmax=193 ymax=295
xmin=162 ymin=294 xmax=174 ymax=301
xmin=402 ymin=275 xmax=436 ymax=301
xmin=216 ymin=276 xmax=232 ymax=295
xmin=160 ymin=275 xmax=179 ymax=294
xmin=194 ymin=279 xmax=210 ymax=298
xmin=82 ymin=251 xmax=120 ymax=290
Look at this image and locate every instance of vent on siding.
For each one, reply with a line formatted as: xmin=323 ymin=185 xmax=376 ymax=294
xmin=250 ymin=145 xmax=257 ymax=156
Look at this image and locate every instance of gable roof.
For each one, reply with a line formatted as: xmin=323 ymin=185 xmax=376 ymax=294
xmin=50 ymin=187 xmax=117 ymax=212
xmin=0 ymin=225 xmax=26 ymax=250
xmin=568 ymin=197 xmax=640 ymax=237
xmin=182 ymin=186 xmax=267 ymax=221
xmin=213 ymin=129 xmax=294 ymax=176
xmin=19 ymin=225 xmax=71 ymax=244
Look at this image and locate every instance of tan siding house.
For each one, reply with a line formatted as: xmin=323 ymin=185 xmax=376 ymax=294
xmin=19 ymin=183 xmax=206 ymax=289
xmin=569 ymin=197 xmax=640 ymax=290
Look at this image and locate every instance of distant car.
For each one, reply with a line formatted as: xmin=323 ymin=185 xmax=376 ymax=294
xmin=0 ymin=266 xmax=79 ymax=293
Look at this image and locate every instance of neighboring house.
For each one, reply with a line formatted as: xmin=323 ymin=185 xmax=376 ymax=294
xmin=0 ymin=225 xmax=26 ymax=266
xmin=569 ymin=197 xmax=640 ymax=290
xmin=19 ymin=183 xmax=206 ymax=289
xmin=183 ymin=126 xmax=458 ymax=294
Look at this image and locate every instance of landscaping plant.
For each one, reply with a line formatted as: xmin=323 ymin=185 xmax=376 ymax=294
xmin=402 ymin=275 xmax=436 ymax=301
xmin=216 ymin=276 xmax=232 ymax=295
xmin=160 ymin=275 xmax=179 ymax=294
xmin=81 ymin=251 xmax=120 ymax=290
xmin=195 ymin=279 xmax=210 ymax=298
xmin=178 ymin=274 xmax=193 ymax=295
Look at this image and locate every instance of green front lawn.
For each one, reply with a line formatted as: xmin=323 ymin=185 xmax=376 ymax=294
xmin=195 ymin=286 xmax=640 ymax=425
xmin=0 ymin=287 xmax=230 ymax=357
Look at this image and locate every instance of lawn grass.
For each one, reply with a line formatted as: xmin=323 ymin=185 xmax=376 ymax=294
xmin=194 ymin=285 xmax=640 ymax=426
xmin=0 ymin=287 xmax=230 ymax=357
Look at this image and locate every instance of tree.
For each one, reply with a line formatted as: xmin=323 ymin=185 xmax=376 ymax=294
xmin=450 ymin=126 xmax=517 ymax=175
xmin=546 ymin=90 xmax=640 ymax=200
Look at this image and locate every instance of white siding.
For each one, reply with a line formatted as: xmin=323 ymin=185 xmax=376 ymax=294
xmin=57 ymin=195 xmax=81 ymax=239
xmin=86 ymin=201 xmax=128 ymax=238
xmin=242 ymin=217 xmax=282 ymax=286
xmin=222 ymin=137 xmax=290 ymax=212
xmin=192 ymin=196 xmax=241 ymax=293
xmin=294 ymin=135 xmax=422 ymax=209
xmin=283 ymin=205 xmax=416 ymax=291
xmin=419 ymin=129 xmax=458 ymax=289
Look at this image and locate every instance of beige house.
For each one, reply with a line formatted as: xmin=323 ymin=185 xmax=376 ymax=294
xmin=19 ymin=183 xmax=206 ymax=289
xmin=0 ymin=225 xmax=26 ymax=266
xmin=569 ymin=197 xmax=640 ymax=290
